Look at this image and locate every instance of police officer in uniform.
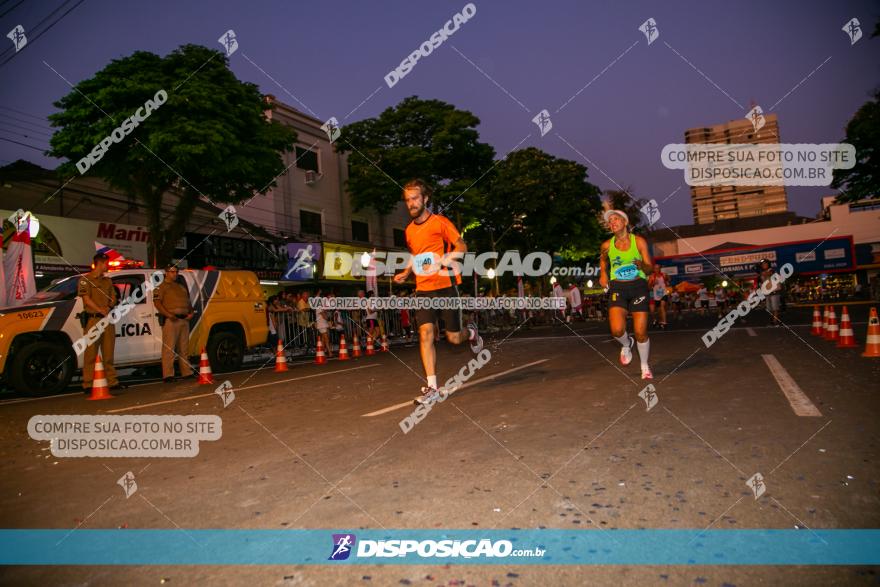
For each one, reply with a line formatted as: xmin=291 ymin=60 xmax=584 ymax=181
xmin=78 ymin=253 xmax=122 ymax=391
xmin=153 ymin=265 xmax=194 ymax=383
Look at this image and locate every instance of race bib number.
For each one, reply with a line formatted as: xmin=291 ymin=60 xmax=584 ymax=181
xmin=614 ymin=263 xmax=639 ymax=281
xmin=413 ymin=252 xmax=438 ymax=275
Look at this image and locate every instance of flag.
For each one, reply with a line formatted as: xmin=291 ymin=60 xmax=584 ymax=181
xmin=3 ymin=218 xmax=36 ymax=306
xmin=95 ymin=241 xmax=125 ymax=262
xmin=0 ymin=233 xmax=6 ymax=307
xmin=366 ymin=249 xmax=377 ymax=295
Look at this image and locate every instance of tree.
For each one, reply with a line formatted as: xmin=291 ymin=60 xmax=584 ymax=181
xmin=604 ymin=188 xmax=649 ymax=233
xmin=335 ymin=96 xmax=495 ymax=223
xmin=832 ymin=89 xmax=879 ymax=203
xmin=48 ymin=44 xmax=297 ymax=266
xmin=477 ymin=147 xmax=604 ymax=260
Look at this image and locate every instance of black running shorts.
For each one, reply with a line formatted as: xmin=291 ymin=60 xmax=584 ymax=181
xmin=608 ymin=279 xmax=650 ymax=313
xmin=414 ymin=285 xmax=462 ymax=332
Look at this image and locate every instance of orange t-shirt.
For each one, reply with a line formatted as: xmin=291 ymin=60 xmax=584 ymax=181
xmin=405 ymin=213 xmax=462 ymax=292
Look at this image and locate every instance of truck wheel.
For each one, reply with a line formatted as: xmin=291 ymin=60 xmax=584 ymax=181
xmin=207 ymin=331 xmax=244 ymax=373
xmin=9 ymin=340 xmax=75 ymax=396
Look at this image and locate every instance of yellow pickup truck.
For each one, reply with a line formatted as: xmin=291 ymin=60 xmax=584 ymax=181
xmin=0 ymin=268 xmax=267 ymax=395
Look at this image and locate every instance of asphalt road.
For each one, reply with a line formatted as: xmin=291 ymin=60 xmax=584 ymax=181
xmin=1 ymin=306 xmax=879 ymax=585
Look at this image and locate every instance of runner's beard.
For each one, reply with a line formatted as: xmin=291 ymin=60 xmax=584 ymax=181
xmin=408 ymin=202 xmax=426 ymax=219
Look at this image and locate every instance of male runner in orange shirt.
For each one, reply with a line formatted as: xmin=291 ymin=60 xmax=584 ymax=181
xmin=393 ymin=179 xmax=483 ymax=404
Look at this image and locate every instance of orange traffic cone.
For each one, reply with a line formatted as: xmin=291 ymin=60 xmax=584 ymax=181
xmin=86 ymin=351 xmax=112 ymax=401
xmin=314 ymin=338 xmax=327 ymax=365
xmin=810 ymin=306 xmax=823 ymax=336
xmin=822 ymin=306 xmax=830 ymax=338
xmin=365 ymin=334 xmax=376 ymax=356
xmin=862 ymin=307 xmax=880 ymax=358
xmin=836 ymin=306 xmax=858 ymax=348
xmin=197 ymin=348 xmax=214 ymax=384
xmin=825 ymin=307 xmax=839 ymax=342
xmin=381 ymin=334 xmax=389 ymax=352
xmin=338 ymin=334 xmax=350 ymax=361
xmin=351 ymin=333 xmax=362 ymax=358
xmin=274 ymin=339 xmax=288 ymax=372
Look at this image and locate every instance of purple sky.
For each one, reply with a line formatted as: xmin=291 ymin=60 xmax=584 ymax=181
xmin=1 ymin=0 xmax=877 ymax=227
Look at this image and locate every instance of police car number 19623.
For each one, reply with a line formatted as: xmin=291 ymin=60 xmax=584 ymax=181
xmin=17 ymin=311 xmax=45 ymax=320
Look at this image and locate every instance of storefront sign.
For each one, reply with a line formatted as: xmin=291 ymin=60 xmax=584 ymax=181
xmin=656 ymin=236 xmax=855 ymax=282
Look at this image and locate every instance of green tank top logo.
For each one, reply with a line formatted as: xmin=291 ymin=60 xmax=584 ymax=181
xmin=609 ymin=233 xmax=645 ymax=281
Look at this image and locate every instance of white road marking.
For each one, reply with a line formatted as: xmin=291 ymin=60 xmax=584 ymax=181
xmin=361 ymin=358 xmax=550 ymax=417
xmin=502 ymin=325 xmax=813 ymax=344
xmin=0 ymin=363 xmax=283 ymax=406
xmin=105 ymin=364 xmax=380 ymax=413
xmin=761 ymin=354 xmax=822 ymax=417
xmin=746 ymin=328 xmax=757 ymax=337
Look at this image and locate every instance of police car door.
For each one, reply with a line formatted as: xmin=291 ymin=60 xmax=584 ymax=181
xmin=110 ymin=273 xmax=160 ymax=364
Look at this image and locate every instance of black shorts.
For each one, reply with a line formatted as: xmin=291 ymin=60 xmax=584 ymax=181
xmin=608 ymin=279 xmax=649 ymax=313
xmin=414 ymin=285 xmax=462 ymax=332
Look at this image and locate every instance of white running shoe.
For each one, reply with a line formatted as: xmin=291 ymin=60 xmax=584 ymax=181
xmin=641 ymin=365 xmax=653 ymax=380
xmin=414 ymin=386 xmax=440 ymax=406
xmin=620 ymin=336 xmax=634 ymax=366
xmin=467 ymin=323 xmax=483 ymax=353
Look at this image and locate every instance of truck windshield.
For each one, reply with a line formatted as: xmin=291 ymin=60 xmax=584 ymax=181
xmin=23 ymin=275 xmax=81 ymax=303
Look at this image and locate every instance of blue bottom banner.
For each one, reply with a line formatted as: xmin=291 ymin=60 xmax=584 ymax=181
xmin=1 ymin=529 xmax=878 ymax=565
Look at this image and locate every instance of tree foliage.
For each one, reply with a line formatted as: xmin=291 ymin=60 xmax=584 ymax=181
xmin=335 ymin=96 xmax=495 ymax=222
xmin=477 ymin=147 xmax=604 ymax=259
xmin=832 ymin=89 xmax=879 ymax=203
xmin=48 ymin=44 xmax=297 ymax=266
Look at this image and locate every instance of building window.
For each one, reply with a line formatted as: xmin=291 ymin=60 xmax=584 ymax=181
xmin=300 ymin=210 xmax=322 ymax=236
xmin=351 ymin=220 xmax=369 ymax=242
xmin=295 ymin=146 xmax=319 ymax=173
xmin=393 ymin=228 xmax=406 ymax=248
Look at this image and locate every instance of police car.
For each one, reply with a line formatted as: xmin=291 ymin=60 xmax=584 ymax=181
xmin=0 ymin=266 xmax=267 ymax=395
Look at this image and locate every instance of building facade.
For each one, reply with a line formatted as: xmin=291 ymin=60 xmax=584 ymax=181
xmin=649 ymin=197 xmax=880 ymax=299
xmin=685 ymin=113 xmax=788 ymax=224
xmin=236 ymin=96 xmax=410 ymax=250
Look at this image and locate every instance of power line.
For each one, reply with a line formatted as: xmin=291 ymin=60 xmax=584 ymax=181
xmin=0 ymin=0 xmax=88 ymax=68
xmin=0 ymin=121 xmax=53 ymax=138
xmin=0 ymin=129 xmax=52 ymax=148
xmin=1 ymin=0 xmax=76 ymax=60
xmin=0 ymin=136 xmax=47 ymax=152
xmin=0 ymin=106 xmax=54 ymax=123
xmin=0 ymin=0 xmax=26 ymax=19
xmin=0 ymin=113 xmax=54 ymax=133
